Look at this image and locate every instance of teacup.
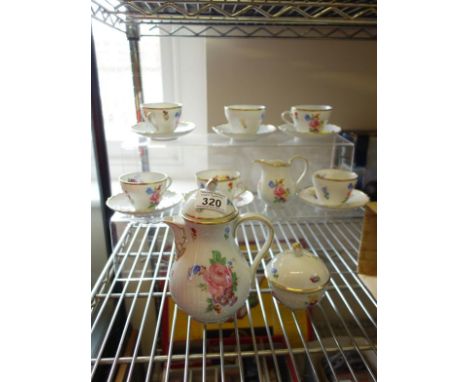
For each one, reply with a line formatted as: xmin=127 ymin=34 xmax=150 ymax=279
xmin=196 ymin=169 xmax=247 ymax=201
xmin=224 ymin=105 xmax=266 ymax=134
xmin=142 ymin=102 xmax=182 ymax=133
xmin=281 ymin=105 xmax=332 ymax=133
xmin=312 ymin=168 xmax=358 ymax=206
xmin=120 ymin=171 xmax=172 ymax=211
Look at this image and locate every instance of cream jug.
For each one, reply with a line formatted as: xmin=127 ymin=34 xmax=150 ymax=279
xmin=254 ymin=155 xmax=309 ymax=204
xmin=164 ymin=184 xmax=274 ymax=323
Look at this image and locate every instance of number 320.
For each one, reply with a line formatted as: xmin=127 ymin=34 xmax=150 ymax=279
xmin=202 ymin=197 xmax=221 ymax=207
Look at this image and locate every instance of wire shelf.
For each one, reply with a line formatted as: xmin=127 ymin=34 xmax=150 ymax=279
xmin=92 ymin=199 xmax=377 ymax=381
xmin=91 ymin=0 xmax=377 ymax=39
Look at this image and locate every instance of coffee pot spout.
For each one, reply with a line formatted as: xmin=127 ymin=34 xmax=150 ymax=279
xmin=163 ymin=216 xmax=188 ymax=260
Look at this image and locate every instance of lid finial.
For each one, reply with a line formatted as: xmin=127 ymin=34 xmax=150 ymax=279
xmin=292 ymin=242 xmax=303 ymax=256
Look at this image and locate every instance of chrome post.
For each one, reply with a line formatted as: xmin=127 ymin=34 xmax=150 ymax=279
xmin=126 ymin=22 xmax=150 ymax=172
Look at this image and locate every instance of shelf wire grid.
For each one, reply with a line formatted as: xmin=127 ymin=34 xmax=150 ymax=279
xmin=92 ymin=200 xmax=376 ymax=381
xmin=91 ymin=0 xmax=377 ymax=39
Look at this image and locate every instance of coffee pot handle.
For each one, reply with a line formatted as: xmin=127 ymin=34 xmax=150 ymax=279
xmin=289 ymin=155 xmax=309 ymax=187
xmin=233 ymin=213 xmax=274 ymax=284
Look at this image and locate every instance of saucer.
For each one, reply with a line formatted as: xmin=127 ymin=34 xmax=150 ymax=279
xmin=106 ymin=191 xmax=183 ymax=217
xmin=212 ymin=124 xmax=276 ymax=141
xmin=131 ymin=121 xmax=196 ymax=141
xmin=233 ymin=190 xmax=254 ymax=208
xmin=298 ymin=186 xmax=369 ymax=209
xmin=278 ymin=123 xmax=341 ymax=139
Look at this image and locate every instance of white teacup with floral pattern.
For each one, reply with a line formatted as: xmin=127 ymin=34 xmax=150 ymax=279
xmin=224 ymin=105 xmax=266 ymax=134
xmin=142 ymin=102 xmax=182 ymax=133
xmin=196 ymin=169 xmax=247 ymax=202
xmin=281 ymin=105 xmax=333 ymax=133
xmin=120 ymin=171 xmax=172 ymax=212
xmin=312 ymin=168 xmax=358 ymax=206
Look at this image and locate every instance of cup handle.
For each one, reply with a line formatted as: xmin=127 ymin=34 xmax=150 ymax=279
xmin=233 ymin=182 xmax=247 ymax=199
xmin=147 ymin=111 xmax=159 ymax=131
xmin=233 ymin=213 xmax=274 ymax=284
xmin=281 ymin=111 xmax=294 ymax=125
xmin=164 ymin=176 xmax=173 ymax=192
xmin=289 ymin=155 xmax=309 ymax=187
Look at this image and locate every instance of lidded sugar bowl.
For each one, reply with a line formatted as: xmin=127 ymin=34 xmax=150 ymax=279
xmin=265 ymin=242 xmax=330 ymax=310
xmin=164 ymin=183 xmax=274 ymax=323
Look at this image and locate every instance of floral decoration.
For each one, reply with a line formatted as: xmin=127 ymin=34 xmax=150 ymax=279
xmin=304 ymin=113 xmax=324 ymax=132
xmin=227 ymin=181 xmax=233 ymax=191
xmin=187 ymin=250 xmax=238 ymax=314
xmin=321 ymin=186 xmax=330 ymax=200
xmin=173 ymin=225 xmax=187 ymax=260
xmin=268 ymin=179 xmax=290 ymax=203
xmin=175 ymin=111 xmax=181 ymax=120
xmin=308 ymin=296 xmax=319 ymax=306
xmin=341 ymin=182 xmax=355 ymax=203
xmin=163 ymin=110 xmax=169 ymax=120
xmin=270 ymin=267 xmax=279 ymax=279
xmin=310 ymin=274 xmax=321 ymax=283
xmin=146 ymin=184 xmax=162 ymax=208
xmin=224 ymin=226 xmax=230 ymax=240
xmin=191 ymin=228 xmax=197 ymax=240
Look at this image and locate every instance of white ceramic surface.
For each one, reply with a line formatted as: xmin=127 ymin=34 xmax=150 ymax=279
xmin=106 ymin=191 xmax=182 ymax=217
xmin=298 ymin=186 xmax=370 ymax=210
xmin=224 ymin=105 xmax=266 ymax=134
xmin=254 ymin=156 xmax=309 ymax=205
xmin=278 ymin=123 xmax=341 ymax=139
xmin=196 ymin=169 xmax=247 ymax=202
xmin=312 ymin=168 xmax=358 ymax=206
xmin=164 ymin=189 xmax=274 ymax=323
xmin=265 ymin=243 xmax=330 ymax=310
xmin=141 ymin=102 xmax=182 ymax=133
xmin=281 ymin=105 xmax=333 ymax=133
xmin=212 ymin=124 xmax=276 ymax=141
xmin=119 ymin=171 xmax=172 ymax=211
xmin=131 ymin=121 xmax=196 ymax=141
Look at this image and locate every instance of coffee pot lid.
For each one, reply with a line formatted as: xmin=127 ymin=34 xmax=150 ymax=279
xmin=265 ymin=242 xmax=330 ymax=292
xmin=182 ymin=179 xmax=238 ymax=224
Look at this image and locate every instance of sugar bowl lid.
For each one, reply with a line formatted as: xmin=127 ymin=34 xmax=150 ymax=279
xmin=265 ymin=242 xmax=330 ymax=293
xmin=182 ymin=179 xmax=238 ymax=224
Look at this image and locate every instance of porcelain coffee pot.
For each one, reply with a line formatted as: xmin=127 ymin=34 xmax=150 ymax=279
xmin=163 ymin=181 xmax=274 ymax=323
xmin=255 ymin=155 xmax=309 ymax=204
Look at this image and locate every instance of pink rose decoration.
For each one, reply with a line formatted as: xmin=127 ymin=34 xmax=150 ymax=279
xmin=150 ymin=191 xmax=160 ymax=204
xmin=309 ymin=115 xmax=322 ymax=132
xmin=274 ymin=185 xmax=286 ymax=199
xmin=203 ymin=263 xmax=233 ymax=299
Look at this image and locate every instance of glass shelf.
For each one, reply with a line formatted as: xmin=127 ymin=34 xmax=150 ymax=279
xmin=121 ymin=131 xmax=354 ymax=149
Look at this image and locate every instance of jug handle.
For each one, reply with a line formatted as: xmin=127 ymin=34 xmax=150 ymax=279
xmin=289 ymin=155 xmax=309 ymax=187
xmin=233 ymin=213 xmax=274 ymax=284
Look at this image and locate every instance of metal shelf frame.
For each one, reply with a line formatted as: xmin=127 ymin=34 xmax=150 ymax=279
xmin=91 ymin=2 xmax=377 ymax=379
xmin=91 ymin=200 xmax=377 ymax=381
xmin=91 ymin=0 xmax=377 ymax=39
